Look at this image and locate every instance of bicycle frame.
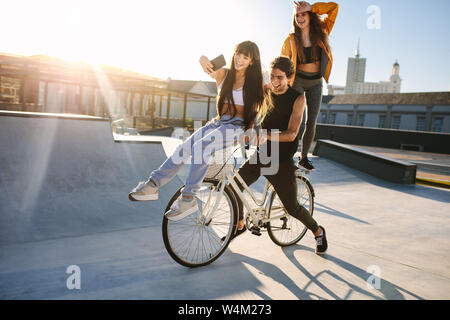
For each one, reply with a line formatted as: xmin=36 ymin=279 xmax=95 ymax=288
xmin=199 ymin=145 xmax=310 ymax=228
xmin=201 ymin=161 xmax=289 ymax=228
xmin=226 ymin=166 xmax=272 ymax=226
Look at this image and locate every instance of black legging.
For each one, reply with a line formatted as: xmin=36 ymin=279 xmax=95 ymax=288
xmin=292 ymin=76 xmax=323 ymax=158
xmin=232 ymin=153 xmax=319 ymax=233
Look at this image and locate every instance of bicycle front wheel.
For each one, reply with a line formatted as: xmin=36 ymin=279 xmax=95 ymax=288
xmin=267 ymin=175 xmax=314 ymax=247
xmin=162 ymin=179 xmax=238 ymax=268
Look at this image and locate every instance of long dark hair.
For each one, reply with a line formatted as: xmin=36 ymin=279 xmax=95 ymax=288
xmin=292 ymin=11 xmax=331 ymax=62
xmin=216 ymin=41 xmax=268 ymax=130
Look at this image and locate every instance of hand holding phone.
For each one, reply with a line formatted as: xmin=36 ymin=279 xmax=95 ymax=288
xmin=210 ymin=55 xmax=226 ymax=71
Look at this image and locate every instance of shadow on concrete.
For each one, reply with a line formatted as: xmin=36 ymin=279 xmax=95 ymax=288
xmin=281 ymin=245 xmax=425 ymax=300
xmin=0 ymin=251 xmax=262 ymax=300
xmin=224 ymin=253 xmax=314 ymax=300
xmin=0 ymin=241 xmax=427 ymax=300
xmin=314 ymin=202 xmax=371 ymax=225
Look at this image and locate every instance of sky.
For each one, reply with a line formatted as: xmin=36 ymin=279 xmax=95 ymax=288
xmin=1 ymin=0 xmax=449 ymax=93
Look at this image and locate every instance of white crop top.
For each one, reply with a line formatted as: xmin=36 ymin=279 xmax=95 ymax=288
xmin=217 ymin=75 xmax=244 ymax=106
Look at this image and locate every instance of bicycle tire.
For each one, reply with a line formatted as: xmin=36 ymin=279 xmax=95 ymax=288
xmin=162 ymin=179 xmax=239 ymax=268
xmin=267 ymin=175 xmax=314 ymax=247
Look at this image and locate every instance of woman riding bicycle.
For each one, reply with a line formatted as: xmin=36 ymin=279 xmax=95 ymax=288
xmin=129 ymin=41 xmax=268 ymax=221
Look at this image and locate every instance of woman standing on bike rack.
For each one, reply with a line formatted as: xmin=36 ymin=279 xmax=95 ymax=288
xmin=281 ymin=1 xmax=339 ymax=171
xmin=129 ymin=41 xmax=268 ymax=221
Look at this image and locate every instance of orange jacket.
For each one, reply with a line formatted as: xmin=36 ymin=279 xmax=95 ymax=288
xmin=281 ymin=2 xmax=339 ymax=85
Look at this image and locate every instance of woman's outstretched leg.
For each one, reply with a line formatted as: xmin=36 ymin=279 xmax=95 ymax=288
xmin=129 ymin=121 xmax=217 ymax=201
xmin=165 ymin=121 xmax=244 ymax=221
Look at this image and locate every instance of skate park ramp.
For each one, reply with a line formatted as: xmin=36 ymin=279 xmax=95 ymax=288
xmin=1 ymin=111 xmax=450 ymax=300
xmin=0 ymin=111 xmax=183 ymax=244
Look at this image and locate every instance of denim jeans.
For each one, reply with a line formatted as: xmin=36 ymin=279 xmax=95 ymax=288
xmin=149 ymin=115 xmax=245 ymax=197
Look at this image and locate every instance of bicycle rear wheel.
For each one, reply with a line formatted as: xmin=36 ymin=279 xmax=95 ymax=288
xmin=267 ymin=175 xmax=314 ymax=247
xmin=162 ymin=179 xmax=238 ymax=268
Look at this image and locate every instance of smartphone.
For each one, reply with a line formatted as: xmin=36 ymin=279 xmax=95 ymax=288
xmin=210 ymin=54 xmax=226 ymax=71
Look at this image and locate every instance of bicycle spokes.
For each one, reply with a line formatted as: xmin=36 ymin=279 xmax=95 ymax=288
xmin=162 ymin=180 xmax=236 ymax=268
xmin=266 ymin=176 xmax=314 ymax=247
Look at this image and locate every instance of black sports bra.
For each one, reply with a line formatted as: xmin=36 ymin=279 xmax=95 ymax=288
xmin=297 ymin=46 xmax=321 ymax=65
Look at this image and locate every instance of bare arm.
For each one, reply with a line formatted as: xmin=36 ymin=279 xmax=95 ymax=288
xmin=294 ymin=1 xmax=339 ymax=35
xmin=267 ymin=94 xmax=306 ymax=142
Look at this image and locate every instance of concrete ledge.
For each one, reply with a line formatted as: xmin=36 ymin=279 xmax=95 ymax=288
xmin=0 ymin=110 xmax=108 ymax=121
xmin=113 ymin=134 xmax=182 ymax=157
xmin=411 ymin=161 xmax=450 ymax=175
xmin=314 ymin=123 xmax=450 ymax=154
xmin=313 ymin=139 xmax=417 ymax=184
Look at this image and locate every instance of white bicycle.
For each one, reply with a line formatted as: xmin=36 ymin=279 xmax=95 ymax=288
xmin=162 ymin=146 xmax=315 ymax=268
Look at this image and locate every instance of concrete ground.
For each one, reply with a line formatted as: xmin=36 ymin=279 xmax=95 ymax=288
xmin=1 ymin=112 xmax=449 ymax=300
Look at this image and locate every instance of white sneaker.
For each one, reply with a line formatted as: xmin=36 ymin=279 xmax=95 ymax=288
xmin=165 ymin=197 xmax=199 ymax=221
xmin=129 ymin=181 xmax=158 ymax=201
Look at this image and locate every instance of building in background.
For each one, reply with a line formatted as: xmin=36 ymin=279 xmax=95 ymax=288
xmin=351 ymin=60 xmax=401 ymax=94
xmin=327 ymin=85 xmax=345 ymax=95
xmin=0 ymin=53 xmax=219 ymax=128
xmin=3 ymin=53 xmax=449 ymax=135
xmin=167 ymin=79 xmax=217 ymax=121
xmin=344 ymin=39 xmax=367 ymax=94
xmin=0 ymin=52 xmax=166 ymax=117
xmin=317 ymin=92 xmax=450 ymax=133
xmin=328 ymin=40 xmax=402 ymax=95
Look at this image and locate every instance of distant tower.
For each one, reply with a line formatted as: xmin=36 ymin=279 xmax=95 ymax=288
xmin=389 ymin=59 xmax=402 ymax=93
xmin=355 ymin=37 xmax=361 ymax=58
xmin=345 ymin=38 xmax=366 ymax=94
xmin=392 ymin=59 xmax=400 ymax=75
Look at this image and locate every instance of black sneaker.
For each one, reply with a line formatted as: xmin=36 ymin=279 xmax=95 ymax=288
xmin=315 ymin=226 xmax=328 ymax=255
xmin=299 ymin=157 xmax=315 ymax=171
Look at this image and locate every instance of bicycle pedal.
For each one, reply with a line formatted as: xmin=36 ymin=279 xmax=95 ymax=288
xmin=250 ymin=227 xmax=262 ymax=236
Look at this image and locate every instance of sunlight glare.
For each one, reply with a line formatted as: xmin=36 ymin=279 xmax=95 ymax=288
xmin=1 ymin=0 xmax=266 ymax=80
